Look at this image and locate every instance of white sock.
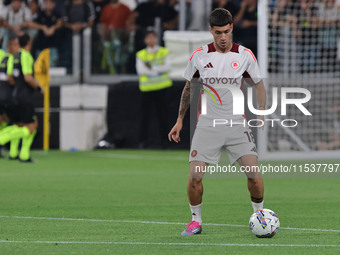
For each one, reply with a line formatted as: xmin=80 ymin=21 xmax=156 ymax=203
xmin=251 ymin=201 xmax=264 ymax=212
xmin=190 ymin=203 xmax=202 ymax=225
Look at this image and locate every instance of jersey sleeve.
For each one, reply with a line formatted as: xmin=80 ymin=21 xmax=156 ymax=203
xmin=21 ymin=51 xmax=34 ymax=75
xmin=183 ymin=49 xmax=200 ymax=81
xmin=245 ymin=49 xmax=262 ymax=84
xmin=7 ymin=55 xmax=14 ymax=75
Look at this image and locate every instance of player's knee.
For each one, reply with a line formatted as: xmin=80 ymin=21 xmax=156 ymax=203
xmin=27 ymin=126 xmax=35 ymax=134
xmin=247 ymin=177 xmax=262 ymax=185
xmin=188 ymin=172 xmax=203 ymax=184
xmin=26 ymin=122 xmax=38 ymax=134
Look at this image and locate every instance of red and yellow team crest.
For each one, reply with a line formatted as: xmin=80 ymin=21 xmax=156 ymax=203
xmin=231 ymin=61 xmax=240 ymax=69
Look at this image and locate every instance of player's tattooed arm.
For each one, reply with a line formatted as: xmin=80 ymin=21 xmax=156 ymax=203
xmin=178 ymin=81 xmax=192 ymax=120
xmin=169 ymin=81 xmax=193 ymax=142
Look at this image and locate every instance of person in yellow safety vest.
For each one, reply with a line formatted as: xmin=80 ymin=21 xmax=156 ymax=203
xmin=136 ymin=29 xmax=172 ymax=149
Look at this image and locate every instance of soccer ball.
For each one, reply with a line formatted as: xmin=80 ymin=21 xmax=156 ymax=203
xmin=249 ymin=209 xmax=280 ymax=238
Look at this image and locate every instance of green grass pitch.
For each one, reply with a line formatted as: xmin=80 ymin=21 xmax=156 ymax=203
xmin=0 ymin=150 xmax=339 ymax=254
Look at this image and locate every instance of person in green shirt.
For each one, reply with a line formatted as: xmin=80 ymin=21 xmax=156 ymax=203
xmin=0 ymin=48 xmax=8 ymax=138
xmin=0 ymin=50 xmax=6 ymax=63
xmin=0 ymin=37 xmax=20 ymax=158
xmin=136 ymin=30 xmax=172 ymax=149
xmin=0 ymin=48 xmax=8 ymax=158
xmin=0 ymin=33 xmax=44 ymax=162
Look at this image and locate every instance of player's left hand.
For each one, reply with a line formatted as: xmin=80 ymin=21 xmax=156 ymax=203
xmin=168 ymin=120 xmax=183 ymax=143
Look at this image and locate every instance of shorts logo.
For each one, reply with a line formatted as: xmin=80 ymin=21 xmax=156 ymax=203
xmin=191 ymin=150 xmax=197 ymax=157
xmin=231 ymin=61 xmax=240 ymax=69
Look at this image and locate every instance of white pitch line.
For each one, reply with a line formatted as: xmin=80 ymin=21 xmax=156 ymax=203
xmin=85 ymin=152 xmax=188 ymax=161
xmin=282 ymin=226 xmax=339 ymax=232
xmin=1 ymin=215 xmax=340 ymax=233
xmin=0 ymin=240 xmax=340 ymax=248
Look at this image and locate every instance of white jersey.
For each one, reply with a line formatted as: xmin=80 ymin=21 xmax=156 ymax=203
xmin=183 ymin=42 xmax=262 ymax=126
xmin=1 ymin=5 xmax=31 ymax=26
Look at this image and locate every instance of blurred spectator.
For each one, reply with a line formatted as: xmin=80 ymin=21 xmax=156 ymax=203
xmin=1 ymin=0 xmax=32 ymax=49
xmin=126 ymin=0 xmax=160 ymax=73
xmin=318 ymin=0 xmax=339 ymax=73
xmin=100 ymin=0 xmax=131 ymax=30
xmin=187 ymin=0 xmax=211 ymax=30
xmin=296 ymin=0 xmax=319 ymax=73
xmin=29 ymin=0 xmax=41 ymax=20
xmin=2 ymin=0 xmax=13 ymax=6
xmin=184 ymin=0 xmax=192 ymax=29
xmin=159 ymin=0 xmax=178 ymax=31
xmin=270 ymin=0 xmax=299 ymax=75
xmin=92 ymin=0 xmax=110 ymax=24
xmin=53 ymin=0 xmax=66 ymax=15
xmin=31 ymin=0 xmax=62 ymax=36
xmin=128 ymin=0 xmax=159 ymax=52
xmin=233 ymin=0 xmax=258 ymax=56
xmin=99 ymin=0 xmax=131 ymax=73
xmin=136 ymin=30 xmax=172 ymax=149
xmin=61 ymin=0 xmax=95 ymax=71
xmin=130 ymin=0 xmax=159 ymax=29
xmin=63 ymin=0 xmax=95 ymax=33
xmin=212 ymin=0 xmax=239 ymax=17
xmin=30 ymin=0 xmax=62 ymax=65
xmin=28 ymin=0 xmax=42 ymax=39
xmin=90 ymin=0 xmax=110 ymax=74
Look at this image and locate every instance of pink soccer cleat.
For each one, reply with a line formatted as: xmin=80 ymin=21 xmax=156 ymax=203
xmin=181 ymin=220 xmax=202 ymax=235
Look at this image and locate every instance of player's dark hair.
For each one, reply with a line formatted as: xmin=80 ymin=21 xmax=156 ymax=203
xmin=209 ymin=8 xmax=233 ymax=27
xmin=18 ymin=33 xmax=30 ymax=47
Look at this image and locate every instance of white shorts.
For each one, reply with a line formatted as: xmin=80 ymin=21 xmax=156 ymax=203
xmin=189 ymin=125 xmax=258 ymax=165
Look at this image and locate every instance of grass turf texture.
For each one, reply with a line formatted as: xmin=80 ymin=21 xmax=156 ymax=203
xmin=0 ymin=150 xmax=339 ymax=254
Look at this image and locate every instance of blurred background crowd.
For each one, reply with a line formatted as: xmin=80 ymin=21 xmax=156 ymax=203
xmin=1 ymin=0 xmax=339 ymax=151
xmin=0 ymin=0 xmax=339 ymax=75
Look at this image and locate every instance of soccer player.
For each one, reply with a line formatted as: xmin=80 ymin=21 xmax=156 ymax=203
xmin=168 ymin=8 xmax=266 ymax=235
xmin=0 ymin=33 xmax=44 ymax=162
xmin=0 ymin=37 xmax=20 ymax=159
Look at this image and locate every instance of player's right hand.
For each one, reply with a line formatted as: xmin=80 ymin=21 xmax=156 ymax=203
xmin=168 ymin=120 xmax=183 ymax=143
